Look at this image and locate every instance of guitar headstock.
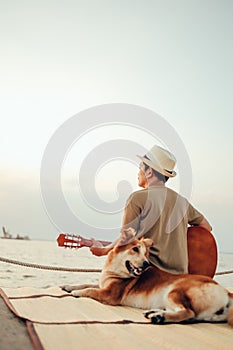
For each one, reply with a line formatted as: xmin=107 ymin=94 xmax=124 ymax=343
xmin=57 ymin=233 xmax=92 ymax=249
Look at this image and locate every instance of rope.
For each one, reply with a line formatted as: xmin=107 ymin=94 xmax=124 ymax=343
xmin=0 ymin=256 xmax=102 ymax=273
xmin=0 ymin=255 xmax=232 ymax=275
xmin=215 ymin=270 xmax=233 ymax=276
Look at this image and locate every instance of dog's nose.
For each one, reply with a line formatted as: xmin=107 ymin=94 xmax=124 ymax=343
xmin=142 ymin=260 xmax=150 ymax=270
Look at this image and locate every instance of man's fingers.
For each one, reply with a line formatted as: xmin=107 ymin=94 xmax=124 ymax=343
xmin=90 ymin=238 xmax=103 ymax=248
xmin=90 ymin=246 xmax=104 ymax=256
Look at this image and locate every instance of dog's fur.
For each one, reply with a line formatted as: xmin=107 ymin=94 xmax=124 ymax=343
xmin=62 ymin=228 xmax=233 ymax=325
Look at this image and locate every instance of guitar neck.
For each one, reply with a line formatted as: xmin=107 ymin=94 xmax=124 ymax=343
xmin=57 ymin=233 xmax=111 ymax=249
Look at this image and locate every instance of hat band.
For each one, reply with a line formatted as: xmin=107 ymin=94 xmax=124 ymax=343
xmin=144 ymin=155 xmax=174 ymax=173
xmin=143 ymin=154 xmax=174 ymax=175
xmin=164 ymin=169 xmax=173 ymax=174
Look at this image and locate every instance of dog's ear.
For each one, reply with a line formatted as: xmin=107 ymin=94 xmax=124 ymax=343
xmin=116 ymin=227 xmax=136 ymax=247
xmin=141 ymin=238 xmax=154 ymax=248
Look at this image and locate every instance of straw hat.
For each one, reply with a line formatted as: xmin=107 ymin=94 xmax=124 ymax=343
xmin=137 ymin=145 xmax=177 ymax=178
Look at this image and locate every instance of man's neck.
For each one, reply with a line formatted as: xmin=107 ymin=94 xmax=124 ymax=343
xmin=146 ymin=177 xmax=165 ymax=188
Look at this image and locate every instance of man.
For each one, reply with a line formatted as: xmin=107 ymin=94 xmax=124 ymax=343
xmin=90 ymin=145 xmax=212 ymax=274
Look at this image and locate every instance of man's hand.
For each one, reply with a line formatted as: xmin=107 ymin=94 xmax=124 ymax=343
xmin=90 ymin=239 xmax=110 ymax=256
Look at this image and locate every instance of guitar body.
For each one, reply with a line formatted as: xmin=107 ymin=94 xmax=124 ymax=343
xmin=187 ymin=226 xmax=217 ymax=277
xmin=57 ymin=226 xmax=218 ymax=278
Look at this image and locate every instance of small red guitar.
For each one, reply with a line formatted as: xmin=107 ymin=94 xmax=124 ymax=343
xmin=57 ymin=226 xmax=217 ymax=277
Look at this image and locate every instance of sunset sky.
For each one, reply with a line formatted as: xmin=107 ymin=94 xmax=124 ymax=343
xmin=0 ymin=0 xmax=233 ymax=252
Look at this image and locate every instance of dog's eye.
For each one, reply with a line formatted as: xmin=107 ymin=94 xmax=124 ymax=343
xmin=132 ymin=247 xmax=139 ymax=253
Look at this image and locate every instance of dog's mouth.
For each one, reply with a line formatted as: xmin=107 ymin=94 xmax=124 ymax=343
xmin=125 ymin=260 xmax=145 ymax=277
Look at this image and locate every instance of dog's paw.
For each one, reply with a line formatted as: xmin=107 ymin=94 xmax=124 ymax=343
xmin=71 ymin=290 xmax=81 ymax=297
xmin=144 ymin=310 xmax=165 ymax=324
xmin=60 ymin=285 xmax=73 ymax=293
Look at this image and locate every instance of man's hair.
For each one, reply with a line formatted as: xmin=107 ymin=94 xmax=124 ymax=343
xmin=143 ymin=156 xmax=169 ymax=183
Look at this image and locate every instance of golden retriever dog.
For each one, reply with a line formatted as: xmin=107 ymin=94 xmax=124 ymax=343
xmin=62 ymin=228 xmax=233 ymax=325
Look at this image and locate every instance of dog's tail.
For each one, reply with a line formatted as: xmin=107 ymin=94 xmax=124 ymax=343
xmin=227 ymin=292 xmax=233 ymax=326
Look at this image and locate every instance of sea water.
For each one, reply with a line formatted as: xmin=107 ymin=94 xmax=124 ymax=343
xmin=0 ymin=239 xmax=232 ymax=288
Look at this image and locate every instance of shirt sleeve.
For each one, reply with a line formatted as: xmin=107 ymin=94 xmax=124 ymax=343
xmin=121 ymin=193 xmax=141 ymax=232
xmin=187 ymin=203 xmax=204 ymax=225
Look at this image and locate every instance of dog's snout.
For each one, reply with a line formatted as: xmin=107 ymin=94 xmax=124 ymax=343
xmin=142 ymin=260 xmax=150 ymax=270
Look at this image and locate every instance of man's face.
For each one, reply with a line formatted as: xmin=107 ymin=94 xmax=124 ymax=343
xmin=138 ymin=162 xmax=148 ymax=188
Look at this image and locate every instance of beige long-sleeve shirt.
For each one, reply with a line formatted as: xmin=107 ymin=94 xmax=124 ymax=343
xmin=122 ymin=186 xmax=204 ymax=274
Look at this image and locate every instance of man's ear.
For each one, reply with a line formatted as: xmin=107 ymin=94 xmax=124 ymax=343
xmin=116 ymin=227 xmax=136 ymax=247
xmin=141 ymin=238 xmax=154 ymax=248
xmin=145 ymin=166 xmax=153 ymax=178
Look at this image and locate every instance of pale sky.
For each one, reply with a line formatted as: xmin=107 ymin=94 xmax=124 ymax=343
xmin=0 ymin=0 xmax=233 ymax=252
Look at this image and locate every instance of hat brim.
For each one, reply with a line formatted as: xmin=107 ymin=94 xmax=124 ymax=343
xmin=137 ymin=155 xmax=176 ymax=178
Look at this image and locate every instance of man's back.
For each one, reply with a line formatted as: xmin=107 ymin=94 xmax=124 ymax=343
xmin=123 ymin=186 xmax=204 ymax=273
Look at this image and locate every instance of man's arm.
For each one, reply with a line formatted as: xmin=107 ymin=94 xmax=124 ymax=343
xmin=197 ymin=217 xmax=212 ymax=232
xmin=90 ymin=241 xmax=114 ymax=256
xmin=188 ymin=203 xmax=212 ymax=232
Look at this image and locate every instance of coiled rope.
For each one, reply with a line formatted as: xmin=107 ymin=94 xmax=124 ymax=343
xmin=0 ymin=255 xmax=232 ymax=275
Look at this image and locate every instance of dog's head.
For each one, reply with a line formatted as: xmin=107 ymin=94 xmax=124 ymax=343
xmin=106 ymin=228 xmax=153 ymax=278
